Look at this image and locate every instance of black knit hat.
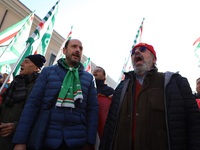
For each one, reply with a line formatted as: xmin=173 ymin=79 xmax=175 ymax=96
xmin=25 ymin=54 xmax=46 ymax=69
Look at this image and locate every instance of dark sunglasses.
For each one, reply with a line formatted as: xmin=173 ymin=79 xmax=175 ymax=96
xmin=131 ymin=46 xmax=147 ymax=56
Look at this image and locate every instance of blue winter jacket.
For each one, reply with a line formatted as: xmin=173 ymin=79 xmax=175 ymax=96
xmin=12 ymin=60 xmax=98 ymax=149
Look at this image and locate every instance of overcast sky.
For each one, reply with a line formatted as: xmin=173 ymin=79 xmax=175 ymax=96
xmin=20 ymin=0 xmax=200 ymax=91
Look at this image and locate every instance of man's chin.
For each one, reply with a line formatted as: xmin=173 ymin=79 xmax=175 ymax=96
xmin=72 ymin=59 xmax=80 ymax=64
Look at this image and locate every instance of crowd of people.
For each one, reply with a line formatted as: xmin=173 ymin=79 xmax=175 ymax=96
xmin=0 ymin=39 xmax=200 ymax=150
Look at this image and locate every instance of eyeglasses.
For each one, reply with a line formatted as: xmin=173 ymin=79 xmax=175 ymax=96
xmin=131 ymin=46 xmax=147 ymax=55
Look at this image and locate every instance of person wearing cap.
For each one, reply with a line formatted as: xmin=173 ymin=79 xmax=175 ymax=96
xmin=99 ymin=42 xmax=200 ymax=150
xmin=13 ymin=39 xmax=98 ymax=150
xmin=194 ymin=77 xmax=200 ymax=99
xmin=0 ymin=54 xmax=46 ymax=150
xmin=194 ymin=77 xmax=200 ymax=109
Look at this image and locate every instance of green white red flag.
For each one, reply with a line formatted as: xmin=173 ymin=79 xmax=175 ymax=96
xmin=0 ymin=13 xmax=34 ymax=66
xmin=28 ymin=0 xmax=59 ymax=55
xmin=118 ymin=18 xmax=145 ymax=82
xmin=53 ymin=25 xmax=73 ymax=65
xmin=0 ymin=13 xmax=34 ymax=93
xmin=83 ymin=57 xmax=91 ymax=73
xmin=13 ymin=0 xmax=60 ymax=76
xmin=193 ymin=37 xmax=200 ymax=67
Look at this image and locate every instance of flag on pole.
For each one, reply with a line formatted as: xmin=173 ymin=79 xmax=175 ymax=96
xmin=0 ymin=13 xmax=34 ymax=93
xmin=118 ymin=18 xmax=145 ymax=82
xmin=53 ymin=25 xmax=73 ymax=65
xmin=28 ymin=0 xmax=60 ymax=55
xmin=193 ymin=37 xmax=200 ymax=67
xmin=0 ymin=13 xmax=34 ymax=66
xmin=13 ymin=0 xmax=60 ymax=76
xmin=83 ymin=57 xmax=91 ymax=73
xmin=193 ymin=37 xmax=200 ymax=46
xmin=0 ymin=14 xmax=33 ymax=46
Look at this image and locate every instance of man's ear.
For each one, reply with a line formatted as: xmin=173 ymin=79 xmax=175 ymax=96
xmin=63 ymin=47 xmax=66 ymax=54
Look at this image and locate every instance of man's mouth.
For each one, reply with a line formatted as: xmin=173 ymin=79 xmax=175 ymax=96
xmin=134 ymin=55 xmax=143 ymax=63
xmin=20 ymin=67 xmax=24 ymax=71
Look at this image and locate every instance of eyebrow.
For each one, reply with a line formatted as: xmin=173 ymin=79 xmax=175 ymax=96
xmin=71 ymin=44 xmax=83 ymax=50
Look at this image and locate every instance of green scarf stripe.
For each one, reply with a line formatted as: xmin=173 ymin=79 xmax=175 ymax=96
xmin=55 ymin=58 xmax=83 ymax=108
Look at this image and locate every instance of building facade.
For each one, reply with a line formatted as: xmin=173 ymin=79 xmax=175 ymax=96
xmin=0 ymin=0 xmax=117 ymax=88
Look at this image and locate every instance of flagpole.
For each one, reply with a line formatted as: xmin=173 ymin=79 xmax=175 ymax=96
xmin=0 ymin=43 xmax=30 ymax=93
xmin=117 ymin=18 xmax=145 ymax=84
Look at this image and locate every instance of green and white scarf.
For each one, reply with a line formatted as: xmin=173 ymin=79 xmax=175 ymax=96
xmin=56 ymin=59 xmax=83 ymax=108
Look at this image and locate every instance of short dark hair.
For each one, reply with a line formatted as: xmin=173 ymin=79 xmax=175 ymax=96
xmin=197 ymin=78 xmax=200 ymax=83
xmin=64 ymin=39 xmax=71 ymax=48
xmin=96 ymin=66 xmax=106 ymax=77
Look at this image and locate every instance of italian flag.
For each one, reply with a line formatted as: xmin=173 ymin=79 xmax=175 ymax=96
xmin=193 ymin=37 xmax=200 ymax=67
xmin=13 ymin=0 xmax=60 ymax=76
xmin=83 ymin=57 xmax=91 ymax=73
xmin=0 ymin=13 xmax=34 ymax=68
xmin=53 ymin=25 xmax=73 ymax=65
xmin=31 ymin=0 xmax=60 ymax=55
xmin=0 ymin=15 xmax=32 ymax=46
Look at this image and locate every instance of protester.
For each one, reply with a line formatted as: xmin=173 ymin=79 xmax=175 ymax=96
xmin=99 ymin=42 xmax=200 ymax=150
xmin=2 ymin=73 xmax=10 ymax=89
xmin=194 ymin=77 xmax=200 ymax=98
xmin=13 ymin=39 xmax=98 ymax=150
xmin=0 ymin=73 xmax=4 ymax=87
xmin=92 ymin=66 xmax=114 ymax=139
xmin=194 ymin=77 xmax=200 ymax=109
xmin=0 ymin=54 xmax=46 ymax=150
xmin=0 ymin=72 xmax=5 ymax=105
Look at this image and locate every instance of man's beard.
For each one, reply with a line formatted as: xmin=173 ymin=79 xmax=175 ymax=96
xmin=133 ymin=59 xmax=153 ymax=76
xmin=133 ymin=64 xmax=149 ymax=76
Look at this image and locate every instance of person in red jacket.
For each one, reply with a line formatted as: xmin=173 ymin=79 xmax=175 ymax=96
xmin=92 ymin=66 xmax=114 ymax=139
xmin=194 ymin=77 xmax=200 ymax=109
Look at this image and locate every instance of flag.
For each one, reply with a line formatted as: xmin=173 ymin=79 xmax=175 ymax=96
xmin=28 ymin=0 xmax=60 ymax=55
xmin=193 ymin=37 xmax=200 ymax=67
xmin=0 ymin=13 xmax=34 ymax=66
xmin=83 ymin=57 xmax=91 ymax=73
xmin=193 ymin=37 xmax=200 ymax=46
xmin=118 ymin=18 xmax=145 ymax=82
xmin=13 ymin=0 xmax=60 ymax=76
xmin=0 ymin=14 xmax=32 ymax=46
xmin=0 ymin=13 xmax=34 ymax=93
xmin=0 ymin=64 xmax=11 ymax=74
xmin=53 ymin=25 xmax=73 ymax=65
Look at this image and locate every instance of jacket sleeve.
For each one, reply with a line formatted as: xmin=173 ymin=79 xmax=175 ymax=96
xmin=178 ymin=76 xmax=200 ymax=149
xmin=84 ymin=75 xmax=99 ymax=145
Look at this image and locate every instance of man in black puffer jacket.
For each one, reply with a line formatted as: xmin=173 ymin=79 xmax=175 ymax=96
xmin=0 ymin=54 xmax=46 ymax=150
xmin=99 ymin=43 xmax=200 ymax=150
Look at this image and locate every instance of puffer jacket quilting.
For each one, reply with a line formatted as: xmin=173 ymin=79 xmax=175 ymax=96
xmin=12 ymin=63 xmax=98 ymax=148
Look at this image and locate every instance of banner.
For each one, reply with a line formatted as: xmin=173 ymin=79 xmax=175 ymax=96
xmin=83 ymin=57 xmax=91 ymax=73
xmin=13 ymin=0 xmax=60 ymax=76
xmin=0 ymin=13 xmax=34 ymax=66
